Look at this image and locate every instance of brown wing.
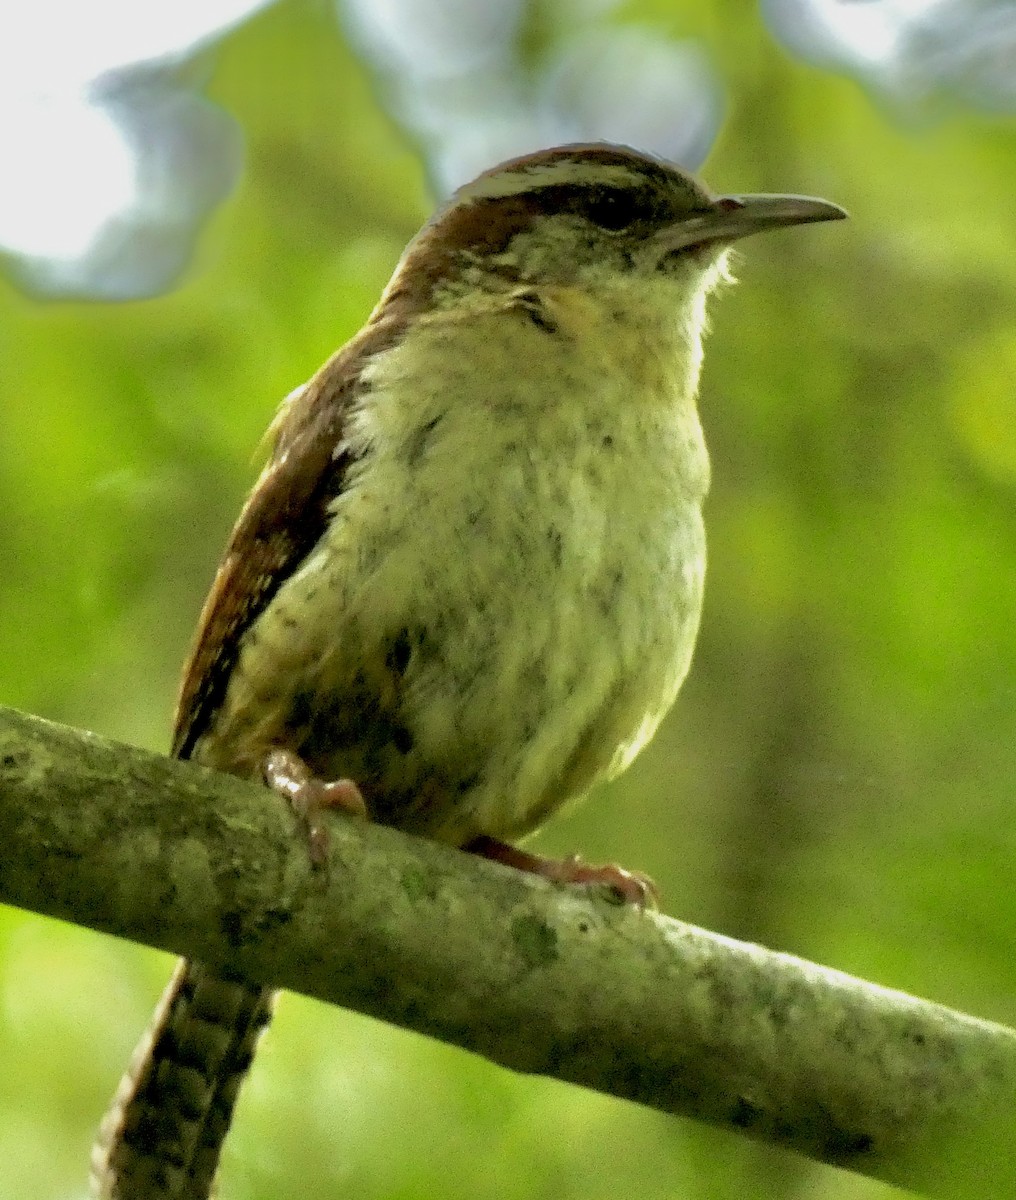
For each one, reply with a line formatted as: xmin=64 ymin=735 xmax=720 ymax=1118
xmin=172 ymin=318 xmax=402 ymax=760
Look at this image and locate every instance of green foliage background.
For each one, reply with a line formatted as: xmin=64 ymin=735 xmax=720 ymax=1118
xmin=1 ymin=2 xmax=1014 ymax=1197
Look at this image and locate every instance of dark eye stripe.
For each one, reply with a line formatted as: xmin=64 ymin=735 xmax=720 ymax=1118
xmin=524 ymin=183 xmax=706 ymax=233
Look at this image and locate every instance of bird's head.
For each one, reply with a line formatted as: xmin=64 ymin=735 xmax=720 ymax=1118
xmin=381 ymin=143 xmax=845 ymax=312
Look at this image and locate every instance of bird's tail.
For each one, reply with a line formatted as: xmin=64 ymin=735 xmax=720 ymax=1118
xmin=90 ymin=958 xmax=275 ymax=1199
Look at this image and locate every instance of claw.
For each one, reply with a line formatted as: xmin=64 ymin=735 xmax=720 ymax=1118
xmin=466 ymin=836 xmax=658 ymax=909
xmin=263 ymin=748 xmax=367 ymax=866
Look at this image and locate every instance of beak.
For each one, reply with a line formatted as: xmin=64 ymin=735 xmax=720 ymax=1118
xmin=657 ymin=193 xmax=847 ymax=253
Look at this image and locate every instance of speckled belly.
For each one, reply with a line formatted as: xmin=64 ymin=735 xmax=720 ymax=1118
xmin=196 ymin=391 xmax=707 ymax=847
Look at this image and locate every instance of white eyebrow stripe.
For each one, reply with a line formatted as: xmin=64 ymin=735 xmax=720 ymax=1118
xmin=458 ymin=160 xmax=644 ymax=201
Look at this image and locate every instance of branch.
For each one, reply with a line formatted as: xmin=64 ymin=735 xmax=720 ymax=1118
xmin=0 ymin=705 xmax=1012 ymax=1196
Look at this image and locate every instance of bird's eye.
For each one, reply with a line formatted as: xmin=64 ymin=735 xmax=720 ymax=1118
xmin=582 ymin=188 xmax=638 ymax=232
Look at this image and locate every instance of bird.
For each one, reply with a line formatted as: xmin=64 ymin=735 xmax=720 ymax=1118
xmin=90 ymin=141 xmax=845 ymax=1199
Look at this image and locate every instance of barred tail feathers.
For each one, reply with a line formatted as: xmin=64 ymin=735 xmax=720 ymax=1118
xmin=91 ymin=959 xmax=274 ymax=1199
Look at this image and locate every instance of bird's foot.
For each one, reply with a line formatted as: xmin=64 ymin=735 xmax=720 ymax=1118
xmin=465 ymin=836 xmax=658 ymax=908
xmin=263 ymin=747 xmax=368 ymax=866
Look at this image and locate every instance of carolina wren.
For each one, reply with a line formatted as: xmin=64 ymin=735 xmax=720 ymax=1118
xmin=90 ymin=143 xmax=845 ymax=1199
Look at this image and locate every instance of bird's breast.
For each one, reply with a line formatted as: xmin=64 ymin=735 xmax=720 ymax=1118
xmin=202 ymin=300 xmax=709 ymax=844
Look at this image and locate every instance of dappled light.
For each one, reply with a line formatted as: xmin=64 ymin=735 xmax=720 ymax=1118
xmin=764 ymin=0 xmax=1016 ymax=110
xmin=0 ymin=0 xmax=268 ymax=297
